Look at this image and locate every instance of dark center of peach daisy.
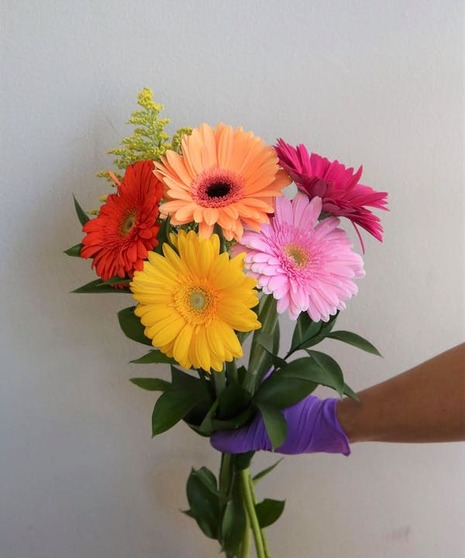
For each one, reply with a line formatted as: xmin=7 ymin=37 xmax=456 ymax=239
xmin=120 ymin=213 xmax=136 ymax=236
xmin=192 ymin=168 xmax=244 ymax=208
xmin=206 ymin=182 xmax=231 ymax=198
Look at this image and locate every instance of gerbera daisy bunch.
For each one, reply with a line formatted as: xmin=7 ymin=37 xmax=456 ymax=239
xmin=66 ymin=89 xmax=387 ymax=558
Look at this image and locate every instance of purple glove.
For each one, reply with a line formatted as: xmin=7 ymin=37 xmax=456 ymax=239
xmin=211 ymin=396 xmax=350 ymax=456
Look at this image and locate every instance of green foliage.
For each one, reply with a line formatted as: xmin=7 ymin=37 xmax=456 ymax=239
xmin=327 ymin=330 xmax=382 ymax=356
xmin=255 ymin=498 xmax=285 ymax=528
xmin=221 ymin=489 xmax=247 ymax=555
xmin=130 ymin=350 xmax=176 ymax=365
xmin=253 ymin=357 xmax=325 ymax=409
xmin=246 ymin=295 xmax=280 ymax=393
xmin=151 ymin=389 xmax=199 ymax=436
xmin=289 ymin=311 xmax=339 ymax=354
xmin=343 ymin=382 xmax=360 ymax=401
xmin=217 ymin=384 xmax=252 ymax=420
xmin=129 ymin=377 xmax=171 ymax=391
xmin=151 ymin=367 xmax=215 ymax=437
xmin=255 ymin=403 xmax=287 ymax=450
xmin=73 ymin=195 xmax=90 ymax=225
xmin=253 ymin=458 xmax=284 ymax=483
xmin=64 ymin=243 xmax=82 ymax=257
xmin=185 ymin=467 xmax=221 ymax=539
xmin=72 ymin=278 xmax=130 ymax=294
xmin=118 ymin=306 xmax=152 ymax=345
xmin=304 ymin=351 xmax=345 ymax=397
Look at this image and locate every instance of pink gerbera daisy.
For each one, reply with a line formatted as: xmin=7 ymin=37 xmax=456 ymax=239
xmin=274 ymin=139 xmax=388 ymax=250
xmin=233 ymin=193 xmax=365 ymax=322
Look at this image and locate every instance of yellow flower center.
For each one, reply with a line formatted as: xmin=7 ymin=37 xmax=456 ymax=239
xmin=285 ymin=244 xmax=308 ymax=268
xmin=189 ymin=290 xmax=207 ymax=310
xmin=121 ymin=213 xmax=136 ymax=235
xmin=174 ymin=284 xmax=218 ymax=325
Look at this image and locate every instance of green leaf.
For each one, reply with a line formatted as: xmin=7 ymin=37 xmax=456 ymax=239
xmin=153 ymin=216 xmax=171 ymax=255
xmin=187 ymin=399 xmax=219 ymax=436
xmin=255 ymin=498 xmax=285 ymax=528
xmin=217 ymin=384 xmax=252 ymax=420
xmin=72 ymin=278 xmax=129 ymax=294
xmin=305 ymin=350 xmax=344 ymax=397
xmin=253 ymin=458 xmax=284 ymax=483
xmin=343 ymin=382 xmax=360 ymax=402
xmin=194 ymin=466 xmax=218 ymax=494
xmin=221 ymin=493 xmax=247 ymax=554
xmin=255 ymin=403 xmax=287 ymax=450
xmin=151 ymin=389 xmax=199 ymax=436
xmin=130 ymin=350 xmax=176 ymax=364
xmin=186 ymin=468 xmax=221 ymax=539
xmin=276 ymin=355 xmax=345 ymax=396
xmin=254 ymin=376 xmax=317 ymax=408
xmin=256 ymin=333 xmax=287 ymax=370
xmin=101 ymin=276 xmax=131 ymax=286
xmin=327 ymin=330 xmax=382 ymax=356
xmin=167 ymin=367 xmax=215 ymax=435
xmin=73 ymin=195 xmax=90 ymax=225
xmin=272 ymin=318 xmax=280 ymax=354
xmin=290 ymin=312 xmax=339 ymax=352
xmin=171 ymin=366 xmax=209 ymax=390
xmin=130 ymin=377 xmax=171 ymax=391
xmin=118 ymin=306 xmax=152 ymax=346
xmin=64 ymin=243 xmax=82 ymax=257
xmin=212 ymin=405 xmax=255 ymax=431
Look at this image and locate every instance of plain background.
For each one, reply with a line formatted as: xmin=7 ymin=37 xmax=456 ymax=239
xmin=1 ymin=1 xmax=464 ymax=557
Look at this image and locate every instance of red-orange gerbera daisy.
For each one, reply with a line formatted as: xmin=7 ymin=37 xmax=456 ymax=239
xmin=155 ymin=123 xmax=291 ymax=241
xmin=81 ymin=160 xmax=163 ymax=281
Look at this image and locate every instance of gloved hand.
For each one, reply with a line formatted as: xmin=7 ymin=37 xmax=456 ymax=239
xmin=211 ymin=395 xmax=351 ymax=456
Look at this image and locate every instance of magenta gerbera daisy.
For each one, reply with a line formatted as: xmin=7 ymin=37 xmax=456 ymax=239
xmin=233 ymin=193 xmax=365 ymax=322
xmin=274 ymin=139 xmax=388 ymax=249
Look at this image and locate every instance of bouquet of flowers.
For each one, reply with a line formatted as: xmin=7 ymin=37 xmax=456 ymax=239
xmin=66 ymin=88 xmax=387 ymax=557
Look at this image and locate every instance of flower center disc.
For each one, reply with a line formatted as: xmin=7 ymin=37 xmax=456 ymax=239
xmin=121 ymin=213 xmax=136 ymax=235
xmin=205 ymin=182 xmax=231 ymax=198
xmin=189 ymin=290 xmax=207 ymax=311
xmin=174 ymin=284 xmax=218 ymax=326
xmin=192 ymin=168 xmax=244 ymax=208
xmin=285 ymin=244 xmax=308 ymax=268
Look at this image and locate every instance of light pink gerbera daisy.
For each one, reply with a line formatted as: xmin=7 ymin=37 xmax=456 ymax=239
xmin=274 ymin=139 xmax=388 ymax=250
xmin=233 ymin=193 xmax=365 ymax=322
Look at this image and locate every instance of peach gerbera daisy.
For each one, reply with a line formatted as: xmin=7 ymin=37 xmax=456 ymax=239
xmin=155 ymin=123 xmax=291 ymax=241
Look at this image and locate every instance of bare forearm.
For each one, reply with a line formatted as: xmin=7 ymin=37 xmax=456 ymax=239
xmin=337 ymin=343 xmax=465 ymax=444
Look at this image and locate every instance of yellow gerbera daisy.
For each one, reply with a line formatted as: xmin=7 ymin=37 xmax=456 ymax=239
xmin=155 ymin=123 xmax=291 ymax=241
xmin=130 ymin=230 xmax=261 ymax=372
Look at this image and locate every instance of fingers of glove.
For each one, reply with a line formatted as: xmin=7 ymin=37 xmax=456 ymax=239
xmin=210 ymin=412 xmax=271 ymax=453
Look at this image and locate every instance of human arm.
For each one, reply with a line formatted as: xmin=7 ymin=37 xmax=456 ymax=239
xmin=211 ymin=343 xmax=465 ymax=454
xmin=338 ymin=342 xmax=465 ymax=444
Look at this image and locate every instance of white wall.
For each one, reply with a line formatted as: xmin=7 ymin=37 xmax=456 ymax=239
xmin=1 ymin=1 xmax=463 ymax=557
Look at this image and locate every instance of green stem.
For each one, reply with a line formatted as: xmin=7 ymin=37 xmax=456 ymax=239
xmin=219 ymin=453 xmax=234 ymax=506
xmin=225 ymin=360 xmax=238 ymax=385
xmin=245 ymin=295 xmax=278 ymax=394
xmin=239 ymin=468 xmax=269 ymax=558
xmin=238 ymin=512 xmax=251 ymax=558
xmin=213 ymin=369 xmax=226 ymax=396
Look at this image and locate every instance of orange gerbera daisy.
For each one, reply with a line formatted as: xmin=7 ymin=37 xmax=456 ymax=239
xmin=81 ymin=160 xmax=163 ymax=281
xmin=155 ymin=123 xmax=291 ymax=241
